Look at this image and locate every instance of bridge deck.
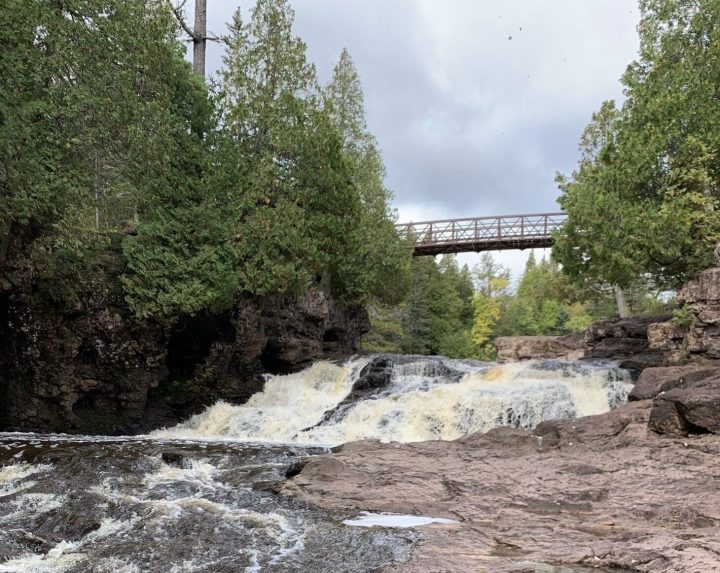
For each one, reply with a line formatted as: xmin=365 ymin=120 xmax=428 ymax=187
xmin=396 ymin=212 xmax=566 ymax=256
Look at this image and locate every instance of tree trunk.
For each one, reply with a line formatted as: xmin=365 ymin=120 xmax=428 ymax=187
xmin=614 ymin=285 xmax=630 ymax=318
xmin=192 ymin=0 xmax=207 ymax=78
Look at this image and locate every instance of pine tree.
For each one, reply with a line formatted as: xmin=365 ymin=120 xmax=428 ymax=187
xmin=324 ymin=48 xmax=411 ymax=304
xmin=218 ymin=0 xmax=362 ymax=299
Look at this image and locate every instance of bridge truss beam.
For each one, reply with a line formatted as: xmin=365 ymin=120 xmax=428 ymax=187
xmin=396 ymin=212 xmax=566 ymax=256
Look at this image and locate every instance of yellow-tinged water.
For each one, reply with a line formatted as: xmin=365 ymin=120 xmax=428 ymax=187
xmin=154 ymin=357 xmax=632 ymax=446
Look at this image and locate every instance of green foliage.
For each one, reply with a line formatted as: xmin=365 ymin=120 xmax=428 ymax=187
xmin=470 ymin=293 xmax=501 ymax=359
xmin=0 ymin=0 xmax=216 ymax=310
xmin=507 ymin=257 xmax=575 ymax=335
xmin=121 ymin=34 xmax=241 ymax=321
xmin=323 ymin=49 xmax=411 ymax=304
xmin=555 ymin=0 xmax=720 ymax=290
xmin=363 ymin=304 xmax=405 ymax=353
xmin=213 ymin=1 xmax=408 ymax=307
xmin=365 ymin=250 xmax=670 ymax=359
xmin=672 ymin=305 xmax=694 ymax=328
xmin=366 ymin=255 xmax=475 ymax=358
xmin=2 ymin=0 xmax=411 ymax=325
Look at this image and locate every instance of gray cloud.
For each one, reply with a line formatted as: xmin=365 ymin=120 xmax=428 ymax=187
xmin=193 ymin=0 xmax=640 ymax=276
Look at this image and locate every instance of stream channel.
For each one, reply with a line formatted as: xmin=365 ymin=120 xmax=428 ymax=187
xmin=1 ymin=356 xmax=635 ymax=572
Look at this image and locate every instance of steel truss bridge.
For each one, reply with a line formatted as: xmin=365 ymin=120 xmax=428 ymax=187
xmin=396 ymin=212 xmax=566 ymax=256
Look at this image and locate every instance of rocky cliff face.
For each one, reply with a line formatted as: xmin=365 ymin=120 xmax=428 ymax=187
xmin=0 ymin=287 xmax=369 ymax=434
xmin=649 ymin=263 xmax=720 ymax=364
xmin=495 ymin=315 xmax=669 ymax=371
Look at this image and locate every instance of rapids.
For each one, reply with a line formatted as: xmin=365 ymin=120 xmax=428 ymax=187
xmin=154 ymin=356 xmax=633 ymax=445
xmin=0 ymin=356 xmax=634 ymax=572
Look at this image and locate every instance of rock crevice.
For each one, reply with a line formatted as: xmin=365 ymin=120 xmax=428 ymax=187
xmin=496 ymin=315 xmax=669 ymax=371
xmin=0 ymin=287 xmax=368 ymax=434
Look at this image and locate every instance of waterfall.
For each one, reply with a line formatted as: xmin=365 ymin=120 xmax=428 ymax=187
xmin=154 ymin=357 xmax=633 ymax=446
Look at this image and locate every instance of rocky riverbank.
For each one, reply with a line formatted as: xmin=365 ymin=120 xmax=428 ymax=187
xmin=495 ymin=315 xmax=670 ymax=372
xmin=0 ymin=285 xmax=368 ymax=434
xmin=284 ymin=261 xmax=720 ymax=572
xmin=284 ymin=395 xmax=720 ymax=572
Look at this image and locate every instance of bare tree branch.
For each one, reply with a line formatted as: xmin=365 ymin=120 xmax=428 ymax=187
xmin=169 ymin=0 xmax=198 ymax=40
xmin=207 ymin=33 xmax=229 ymax=45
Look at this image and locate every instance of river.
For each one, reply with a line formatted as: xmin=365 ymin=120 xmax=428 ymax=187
xmin=1 ymin=356 xmax=633 ymax=572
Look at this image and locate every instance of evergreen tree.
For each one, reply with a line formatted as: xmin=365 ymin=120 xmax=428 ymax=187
xmin=0 ymin=0 xmax=217 ymax=311
xmin=217 ymin=1 xmax=369 ymax=302
xmin=555 ymin=0 xmax=720 ymax=290
xmin=380 ymin=255 xmax=475 ymax=357
xmin=399 ymin=257 xmax=436 ymax=354
xmin=324 ymin=48 xmax=411 ymax=304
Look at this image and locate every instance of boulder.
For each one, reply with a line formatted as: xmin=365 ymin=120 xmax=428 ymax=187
xmin=629 ymin=365 xmax=719 ymax=401
xmin=649 ymin=375 xmax=720 ymax=435
xmin=678 ymin=267 xmax=720 ymax=303
xmin=585 ymin=316 xmax=669 ymax=343
xmin=495 ymin=335 xmax=584 ymax=362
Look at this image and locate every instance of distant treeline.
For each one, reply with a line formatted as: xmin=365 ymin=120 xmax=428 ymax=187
xmin=364 ymin=253 xmax=671 ymax=359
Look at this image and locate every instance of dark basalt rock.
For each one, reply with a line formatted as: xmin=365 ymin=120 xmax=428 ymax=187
xmin=629 ymin=365 xmax=719 ymax=401
xmin=584 ymin=316 xmax=669 ymax=342
xmin=649 ymin=375 xmax=720 ymax=435
xmin=0 ymin=287 xmax=369 ymax=435
xmin=160 ymin=451 xmax=187 ymax=468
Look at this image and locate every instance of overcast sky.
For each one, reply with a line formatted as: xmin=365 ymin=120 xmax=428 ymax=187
xmin=189 ymin=0 xmax=640 ymax=281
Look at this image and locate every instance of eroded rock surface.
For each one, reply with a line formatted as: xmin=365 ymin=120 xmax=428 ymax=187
xmin=496 ymin=316 xmax=669 ymax=371
xmin=0 ymin=287 xmax=369 ymax=434
xmin=284 ymin=402 xmax=720 ymax=573
xmin=495 ymin=335 xmax=585 ymax=362
xmin=649 ymin=374 xmax=720 ymax=435
xmin=650 ymin=260 xmax=720 ymax=364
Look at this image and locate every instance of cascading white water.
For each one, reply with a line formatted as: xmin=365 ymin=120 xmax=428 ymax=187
xmin=0 ymin=356 xmax=635 ymax=572
xmin=155 ymin=357 xmax=633 ymax=446
xmin=153 ymin=359 xmax=370 ymax=444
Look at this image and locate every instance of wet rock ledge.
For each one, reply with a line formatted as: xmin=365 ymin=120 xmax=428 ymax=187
xmin=284 ymin=397 xmax=720 ymax=573
xmin=0 ymin=287 xmax=368 ymax=434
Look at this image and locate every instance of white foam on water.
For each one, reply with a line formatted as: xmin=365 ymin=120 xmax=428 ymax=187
xmin=0 ymin=516 xmax=144 ymax=573
xmin=168 ymin=561 xmax=200 ymax=573
xmin=0 ymin=463 xmax=52 ymax=498
xmin=153 ymin=358 xmax=632 ymax=446
xmin=92 ymin=557 xmax=140 ymax=573
xmin=88 ymin=464 xmax=306 ymax=567
xmin=0 ymin=493 xmax=66 ymax=523
xmin=153 ymin=359 xmax=368 ymax=443
xmin=0 ymin=541 xmax=86 ymax=573
xmin=143 ymin=459 xmax=226 ymax=495
xmin=242 ymin=550 xmax=262 ymax=573
xmin=343 ymin=512 xmax=460 ymax=528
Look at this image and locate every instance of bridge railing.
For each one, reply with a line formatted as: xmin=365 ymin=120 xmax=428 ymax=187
xmin=396 ymin=212 xmax=566 ymax=254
